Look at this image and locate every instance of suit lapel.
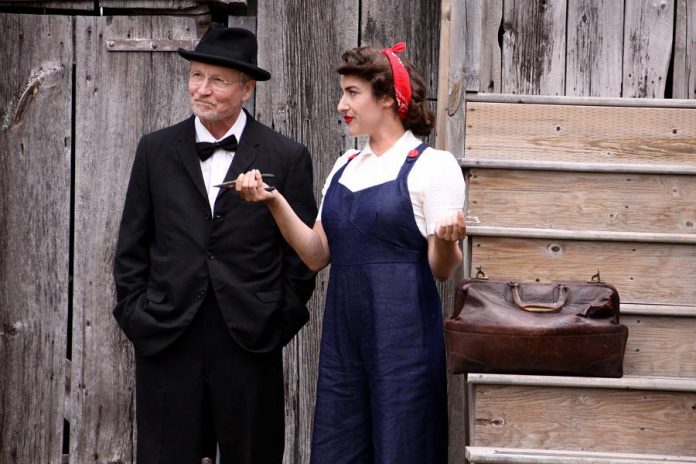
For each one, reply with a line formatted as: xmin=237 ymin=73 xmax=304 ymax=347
xmin=175 ymin=116 xmax=209 ymax=202
xmin=217 ymin=110 xmax=261 ymax=202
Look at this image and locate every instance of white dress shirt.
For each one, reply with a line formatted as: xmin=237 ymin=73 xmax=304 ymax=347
xmin=195 ymin=110 xmax=247 ymax=212
xmin=317 ymin=130 xmax=465 ymax=237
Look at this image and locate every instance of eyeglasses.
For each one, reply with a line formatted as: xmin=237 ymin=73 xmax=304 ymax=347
xmin=189 ymin=71 xmax=239 ymax=90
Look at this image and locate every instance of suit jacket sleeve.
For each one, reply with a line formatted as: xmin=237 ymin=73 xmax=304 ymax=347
xmin=279 ymin=144 xmax=318 ymax=345
xmin=112 ymin=135 xmax=154 ymax=338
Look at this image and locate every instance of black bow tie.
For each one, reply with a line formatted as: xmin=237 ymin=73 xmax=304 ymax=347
xmin=196 ymin=134 xmax=238 ymax=161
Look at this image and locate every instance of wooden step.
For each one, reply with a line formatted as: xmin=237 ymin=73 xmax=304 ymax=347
xmin=621 ymin=305 xmax=696 ymax=378
xmin=466 ymin=447 xmax=696 ymax=463
xmin=467 ymin=374 xmax=696 ymax=456
xmin=469 ymin=237 xmax=696 ymax=307
xmin=462 ymin=97 xmax=696 ymax=168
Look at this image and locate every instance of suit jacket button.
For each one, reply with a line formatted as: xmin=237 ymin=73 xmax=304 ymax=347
xmin=207 ymin=252 xmax=215 ymax=260
xmin=214 ymin=214 xmax=223 ymax=220
xmin=197 ymin=290 xmax=204 ymax=299
xmin=204 ymin=213 xmax=211 ymax=220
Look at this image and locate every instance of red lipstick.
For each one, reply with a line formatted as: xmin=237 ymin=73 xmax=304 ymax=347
xmin=344 ymin=115 xmax=354 ymax=124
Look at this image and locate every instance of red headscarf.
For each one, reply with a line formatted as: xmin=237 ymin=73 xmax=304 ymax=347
xmin=381 ymin=42 xmax=412 ymax=120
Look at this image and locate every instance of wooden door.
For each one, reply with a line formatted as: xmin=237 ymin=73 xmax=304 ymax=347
xmin=70 ymin=15 xmax=197 ymax=462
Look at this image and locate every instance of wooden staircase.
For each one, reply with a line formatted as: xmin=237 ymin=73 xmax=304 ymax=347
xmin=458 ymin=94 xmax=696 ymax=463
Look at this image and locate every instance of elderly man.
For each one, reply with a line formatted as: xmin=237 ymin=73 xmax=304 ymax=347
xmin=113 ymin=24 xmax=317 ymax=463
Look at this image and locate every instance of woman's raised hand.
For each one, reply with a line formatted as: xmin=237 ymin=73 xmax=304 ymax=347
xmin=235 ymin=169 xmax=276 ymax=203
xmin=434 ymin=210 xmax=467 ymax=242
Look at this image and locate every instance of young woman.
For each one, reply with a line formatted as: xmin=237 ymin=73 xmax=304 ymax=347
xmin=236 ymin=42 xmax=466 ymax=463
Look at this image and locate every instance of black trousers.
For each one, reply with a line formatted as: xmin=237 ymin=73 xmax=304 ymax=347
xmin=134 ymin=287 xmax=284 ymax=464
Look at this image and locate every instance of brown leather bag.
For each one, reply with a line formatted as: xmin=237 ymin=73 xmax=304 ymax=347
xmin=444 ymin=271 xmax=628 ymax=377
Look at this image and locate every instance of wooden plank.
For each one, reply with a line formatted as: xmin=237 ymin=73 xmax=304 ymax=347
xmin=104 ymin=38 xmax=198 ymax=52
xmin=461 ymin=159 xmax=696 ymax=174
xmin=100 ymin=1 xmax=198 ymax=8
xmin=443 ymin=1 xmax=481 ymax=157
xmin=623 ymin=314 xmax=696 ymax=378
xmin=470 ymin=384 xmax=696 ymax=455
xmin=100 ymin=0 xmax=245 ymax=7
xmin=466 ymin=447 xmax=696 ymax=464
xmin=468 ymin=374 xmax=696 ymax=391
xmin=0 ymin=1 xmax=93 ymax=9
xmin=622 ymin=303 xmax=696 ymax=316
xmin=464 ymin=102 xmax=696 ymax=166
xmin=436 ymin=1 xmax=479 ymax=461
xmin=443 ymin=261 xmax=466 ymax=463
xmin=673 ymin=0 xmax=696 ymax=99
xmin=566 ymin=0 xmax=623 ymax=97
xmin=71 ymin=15 xmax=198 ymax=462
xmin=446 ymin=366 xmax=469 ymax=463
xmin=361 ymin=0 xmax=441 ymax=101
xmin=466 ymin=169 xmax=696 ymax=235
xmin=467 ymin=227 xmax=696 ymax=245
xmin=470 ymin=237 xmax=696 ymax=306
xmin=227 ymin=15 xmax=256 ymax=116
xmin=0 ymin=14 xmax=71 ymax=464
xmin=423 ymin=99 xmax=439 ymax=148
xmin=98 ymin=1 xmax=217 ymax=17
xmin=435 ymin=0 xmax=452 ymax=149
xmin=478 ymin=0 xmax=502 ymax=94
xmin=467 ymin=93 xmax=696 ymax=108
xmin=255 ymin=2 xmax=358 ymax=463
xmin=437 ymin=2 xmax=478 ymax=459
xmin=501 ymin=0 xmax=566 ymax=95
xmin=622 ymin=0 xmax=674 ymax=98
xmin=450 ymin=0 xmax=481 ymax=93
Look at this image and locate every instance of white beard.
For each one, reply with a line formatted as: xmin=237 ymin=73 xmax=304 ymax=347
xmin=192 ymin=106 xmax=233 ymax=122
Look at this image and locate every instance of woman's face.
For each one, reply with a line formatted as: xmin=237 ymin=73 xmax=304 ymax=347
xmin=337 ymin=75 xmax=392 ymax=137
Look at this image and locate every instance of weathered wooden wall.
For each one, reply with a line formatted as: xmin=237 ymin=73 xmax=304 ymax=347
xmin=70 ymin=16 xmax=199 ymax=463
xmin=254 ymin=2 xmax=358 ymax=460
xmin=674 ymin=0 xmax=696 ymax=99
xmin=0 ymin=13 xmax=72 ymax=464
xmin=442 ymin=0 xmax=685 ymax=105
xmin=254 ymin=0 xmax=442 ymax=461
xmin=0 ymin=1 xmax=442 ymax=463
xmin=2 ymin=0 xmax=696 ymax=462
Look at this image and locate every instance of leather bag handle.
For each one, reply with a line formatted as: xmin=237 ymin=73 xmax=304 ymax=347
xmin=509 ymin=282 xmax=568 ymax=313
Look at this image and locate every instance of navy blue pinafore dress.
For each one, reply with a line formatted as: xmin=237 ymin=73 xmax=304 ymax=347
xmin=311 ymin=143 xmax=447 ymax=464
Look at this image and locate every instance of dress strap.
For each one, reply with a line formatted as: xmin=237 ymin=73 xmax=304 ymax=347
xmin=347 ymin=150 xmax=361 ymax=161
xmin=326 ymin=149 xmax=361 ymax=192
xmin=405 ymin=143 xmax=428 ymax=163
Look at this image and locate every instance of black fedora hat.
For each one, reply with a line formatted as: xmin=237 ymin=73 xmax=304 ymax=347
xmin=178 ymin=24 xmax=271 ymax=81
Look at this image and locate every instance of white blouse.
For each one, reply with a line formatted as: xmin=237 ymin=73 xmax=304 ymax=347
xmin=317 ymin=131 xmax=466 ymax=237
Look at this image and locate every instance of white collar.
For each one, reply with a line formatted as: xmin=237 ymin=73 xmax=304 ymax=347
xmin=194 ymin=110 xmax=247 ymax=144
xmin=362 ymin=130 xmax=420 ymax=158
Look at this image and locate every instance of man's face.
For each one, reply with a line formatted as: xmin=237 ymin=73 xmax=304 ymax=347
xmin=188 ymin=61 xmax=255 ymax=124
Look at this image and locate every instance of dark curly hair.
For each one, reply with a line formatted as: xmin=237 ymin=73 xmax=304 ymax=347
xmin=336 ymin=45 xmax=435 ymax=137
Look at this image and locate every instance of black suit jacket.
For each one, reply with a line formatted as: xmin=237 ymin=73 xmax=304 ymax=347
xmin=113 ymin=111 xmax=317 ymax=356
